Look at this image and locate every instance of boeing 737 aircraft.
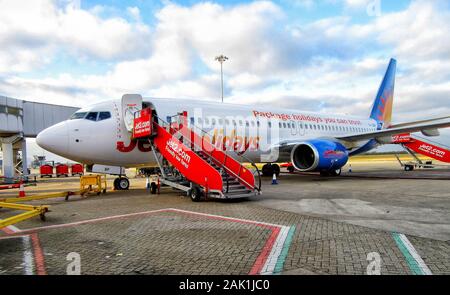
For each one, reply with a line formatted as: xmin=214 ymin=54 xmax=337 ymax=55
xmin=36 ymin=59 xmax=450 ymax=192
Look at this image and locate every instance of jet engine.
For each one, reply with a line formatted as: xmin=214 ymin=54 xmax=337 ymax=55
xmin=290 ymin=139 xmax=349 ymax=173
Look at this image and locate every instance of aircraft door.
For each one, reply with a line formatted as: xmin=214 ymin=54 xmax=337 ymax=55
xmin=290 ymin=120 xmax=297 ymax=136
xmin=121 ymin=94 xmax=143 ymax=133
xmin=298 ymin=121 xmax=306 ymax=136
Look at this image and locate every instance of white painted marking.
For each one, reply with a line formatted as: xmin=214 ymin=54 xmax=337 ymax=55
xmin=19 ymin=209 xmax=169 ymax=232
xmin=168 ymin=208 xmax=283 ymax=227
xmin=7 ymin=225 xmax=20 ymax=232
xmin=260 ymin=226 xmax=290 ymax=275
xmin=21 ymin=235 xmax=34 ymax=275
xmin=17 ymin=207 xmax=292 ymax=275
xmin=398 ymin=234 xmax=432 ymax=275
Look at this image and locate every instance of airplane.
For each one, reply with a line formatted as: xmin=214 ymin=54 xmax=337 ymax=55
xmin=36 ymin=58 xmax=450 ymax=192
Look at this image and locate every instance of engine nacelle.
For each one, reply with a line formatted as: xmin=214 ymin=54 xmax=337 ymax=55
xmin=290 ymin=140 xmax=349 ymax=172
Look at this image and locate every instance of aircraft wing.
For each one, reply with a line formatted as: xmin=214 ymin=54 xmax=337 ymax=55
xmin=388 ymin=116 xmax=450 ymax=129
xmin=337 ymin=118 xmax=450 ymax=142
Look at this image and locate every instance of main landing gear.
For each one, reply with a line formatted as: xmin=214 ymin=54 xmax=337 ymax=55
xmin=113 ymin=177 xmax=130 ymax=190
xmin=319 ymin=168 xmax=342 ymax=177
xmin=262 ymin=164 xmax=280 ymax=177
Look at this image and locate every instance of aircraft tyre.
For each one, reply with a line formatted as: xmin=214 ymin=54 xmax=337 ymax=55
xmin=329 ymin=168 xmax=342 ymax=176
xmin=272 ymin=164 xmax=280 ymax=176
xmin=114 ymin=177 xmax=130 ymax=190
xmin=262 ymin=164 xmax=280 ymax=177
xmin=404 ymin=165 xmax=414 ymax=171
xmin=151 ymin=182 xmax=158 ymax=194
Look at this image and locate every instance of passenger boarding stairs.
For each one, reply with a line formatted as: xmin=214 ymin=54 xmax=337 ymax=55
xmin=133 ymin=109 xmax=261 ymax=200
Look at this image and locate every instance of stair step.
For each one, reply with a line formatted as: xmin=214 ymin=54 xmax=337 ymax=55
xmin=222 ymin=178 xmax=238 ymax=183
xmin=223 ymin=183 xmax=245 ymax=190
xmin=224 ymin=189 xmax=253 ymax=196
xmin=225 ymin=188 xmax=252 ymax=193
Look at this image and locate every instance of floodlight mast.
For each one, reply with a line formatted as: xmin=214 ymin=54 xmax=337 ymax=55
xmin=215 ymin=55 xmax=228 ymax=103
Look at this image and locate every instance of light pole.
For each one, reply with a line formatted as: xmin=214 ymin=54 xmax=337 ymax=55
xmin=215 ymin=55 xmax=228 ymax=103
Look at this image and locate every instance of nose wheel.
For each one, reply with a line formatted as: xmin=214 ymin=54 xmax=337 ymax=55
xmin=262 ymin=164 xmax=280 ymax=177
xmin=114 ymin=177 xmax=130 ymax=190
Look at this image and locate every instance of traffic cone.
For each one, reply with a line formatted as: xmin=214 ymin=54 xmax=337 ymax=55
xmin=19 ymin=180 xmax=26 ymax=198
xmin=271 ymin=173 xmax=278 ymax=185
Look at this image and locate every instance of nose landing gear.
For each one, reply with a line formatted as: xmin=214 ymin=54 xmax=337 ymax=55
xmin=114 ymin=177 xmax=130 ymax=190
xmin=262 ymin=164 xmax=280 ymax=177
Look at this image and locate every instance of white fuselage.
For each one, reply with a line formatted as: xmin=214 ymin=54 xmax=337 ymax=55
xmin=36 ymin=98 xmax=378 ymax=167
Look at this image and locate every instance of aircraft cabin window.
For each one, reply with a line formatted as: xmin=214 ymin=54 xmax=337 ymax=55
xmin=283 ymin=123 xmax=286 ymax=128
xmin=190 ymin=117 xmax=195 ymax=125
xmin=205 ymin=118 xmax=209 ymax=125
xmin=212 ymin=118 xmax=216 ymax=125
xmin=70 ymin=112 xmax=87 ymax=120
xmin=219 ymin=119 xmax=223 ymax=125
xmin=246 ymin=121 xmax=249 ymax=127
xmin=225 ymin=119 xmax=230 ymax=125
xmin=268 ymin=122 xmax=272 ymax=128
xmin=257 ymin=121 xmax=260 ymax=127
xmin=279 ymin=122 xmax=282 ymax=128
xmin=239 ymin=120 xmax=243 ymax=126
xmin=85 ymin=112 xmax=98 ymax=121
xmin=98 ymin=112 xmax=111 ymax=121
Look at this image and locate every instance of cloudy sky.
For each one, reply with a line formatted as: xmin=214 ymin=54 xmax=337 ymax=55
xmin=0 ymin=0 xmax=449 ymax=160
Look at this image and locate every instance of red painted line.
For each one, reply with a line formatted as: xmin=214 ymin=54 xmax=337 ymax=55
xmin=1 ymin=227 xmax=14 ymax=234
xmin=30 ymin=233 xmax=46 ymax=275
xmin=13 ymin=208 xmax=285 ymax=275
xmin=248 ymin=226 xmax=280 ymax=275
xmin=16 ymin=209 xmax=169 ymax=234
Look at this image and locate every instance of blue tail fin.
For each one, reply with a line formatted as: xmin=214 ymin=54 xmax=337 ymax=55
xmin=370 ymin=58 xmax=396 ymax=129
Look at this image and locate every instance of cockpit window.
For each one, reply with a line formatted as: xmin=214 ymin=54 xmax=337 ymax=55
xmin=85 ymin=112 xmax=98 ymax=121
xmin=70 ymin=112 xmax=87 ymax=120
xmin=98 ymin=112 xmax=111 ymax=121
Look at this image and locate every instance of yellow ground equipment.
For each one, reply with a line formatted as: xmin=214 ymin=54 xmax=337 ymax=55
xmin=80 ymin=174 xmax=107 ymax=195
xmin=0 ymin=202 xmax=49 ymax=229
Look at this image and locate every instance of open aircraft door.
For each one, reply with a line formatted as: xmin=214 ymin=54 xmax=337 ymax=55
xmin=121 ymin=94 xmax=143 ymax=133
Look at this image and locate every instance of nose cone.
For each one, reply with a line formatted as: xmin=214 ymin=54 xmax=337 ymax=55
xmin=36 ymin=121 xmax=69 ymax=157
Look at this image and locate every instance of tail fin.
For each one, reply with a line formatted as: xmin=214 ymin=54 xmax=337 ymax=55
xmin=370 ymin=58 xmax=396 ymax=129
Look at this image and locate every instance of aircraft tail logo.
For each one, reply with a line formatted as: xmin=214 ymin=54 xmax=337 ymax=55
xmin=370 ymin=58 xmax=396 ymax=129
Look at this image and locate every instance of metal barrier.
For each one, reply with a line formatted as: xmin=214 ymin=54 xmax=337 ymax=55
xmin=0 ymin=202 xmax=49 ymax=229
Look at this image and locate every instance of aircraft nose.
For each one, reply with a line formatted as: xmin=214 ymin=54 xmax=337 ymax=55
xmin=36 ymin=121 xmax=69 ymax=156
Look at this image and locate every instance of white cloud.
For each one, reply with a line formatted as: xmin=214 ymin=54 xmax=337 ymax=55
xmin=344 ymin=0 xmax=370 ymax=8
xmin=0 ymin=0 xmax=449 ymax=129
xmin=0 ymin=0 xmax=152 ymax=74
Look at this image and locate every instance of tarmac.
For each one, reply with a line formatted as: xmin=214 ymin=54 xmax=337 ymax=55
xmin=0 ymin=158 xmax=449 ymax=275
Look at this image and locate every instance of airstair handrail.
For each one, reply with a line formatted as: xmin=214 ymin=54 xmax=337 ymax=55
xmin=178 ymin=114 xmax=261 ymax=192
xmin=155 ymin=114 xmax=260 ymax=192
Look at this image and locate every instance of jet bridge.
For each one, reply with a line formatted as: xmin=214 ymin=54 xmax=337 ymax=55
xmin=0 ymin=95 xmax=79 ymax=179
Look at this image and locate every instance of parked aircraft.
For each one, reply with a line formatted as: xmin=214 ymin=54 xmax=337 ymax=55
xmin=36 ymin=59 xmax=450 ymax=191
